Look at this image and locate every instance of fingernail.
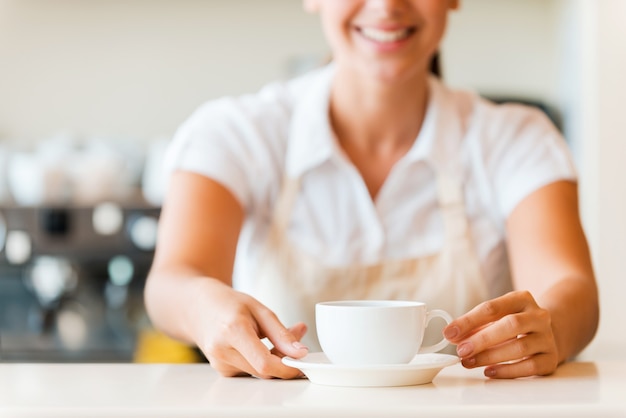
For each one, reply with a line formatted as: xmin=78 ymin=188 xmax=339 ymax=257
xmin=444 ymin=326 xmax=459 ymax=340
xmin=457 ymin=342 xmax=473 ymax=357
xmin=292 ymin=341 xmax=308 ymax=351
xmin=485 ymin=368 xmax=497 ymax=378
xmin=463 ymin=357 xmax=476 ymax=367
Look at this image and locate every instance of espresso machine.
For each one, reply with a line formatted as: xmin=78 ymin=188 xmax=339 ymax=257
xmin=0 ymin=203 xmax=159 ymax=362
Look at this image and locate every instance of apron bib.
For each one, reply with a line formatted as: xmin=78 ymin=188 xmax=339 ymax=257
xmin=253 ymin=79 xmax=490 ymax=353
xmin=254 ymin=172 xmax=489 ymax=352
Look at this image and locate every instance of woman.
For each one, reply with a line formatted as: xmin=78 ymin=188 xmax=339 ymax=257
xmin=144 ymin=0 xmax=599 ymax=380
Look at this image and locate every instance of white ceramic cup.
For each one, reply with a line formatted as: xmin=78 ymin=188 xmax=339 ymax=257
xmin=316 ymin=300 xmax=453 ymax=365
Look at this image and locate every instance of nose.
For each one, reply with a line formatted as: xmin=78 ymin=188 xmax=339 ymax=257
xmin=367 ymin=0 xmax=409 ymax=17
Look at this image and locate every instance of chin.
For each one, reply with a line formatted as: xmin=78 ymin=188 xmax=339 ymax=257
xmin=365 ymin=62 xmax=426 ymax=86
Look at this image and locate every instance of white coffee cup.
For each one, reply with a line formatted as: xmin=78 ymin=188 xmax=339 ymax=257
xmin=316 ymin=300 xmax=453 ymax=365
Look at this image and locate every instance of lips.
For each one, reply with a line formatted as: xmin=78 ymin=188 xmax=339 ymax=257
xmin=357 ymin=26 xmax=416 ymax=43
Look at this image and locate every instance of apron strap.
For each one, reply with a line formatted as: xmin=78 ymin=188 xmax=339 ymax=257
xmin=271 ymin=177 xmax=301 ymax=235
xmin=437 ymin=174 xmax=469 ymax=240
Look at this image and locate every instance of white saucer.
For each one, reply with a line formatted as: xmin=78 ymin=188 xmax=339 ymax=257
xmin=282 ymin=352 xmax=459 ymax=387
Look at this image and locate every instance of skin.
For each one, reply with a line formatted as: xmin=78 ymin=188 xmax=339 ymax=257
xmin=444 ymin=181 xmax=598 ymax=378
xmin=144 ymin=0 xmax=599 ymax=379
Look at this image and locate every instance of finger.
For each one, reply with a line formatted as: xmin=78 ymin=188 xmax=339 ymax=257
xmin=253 ymin=305 xmax=309 ymax=358
xmin=202 ymin=344 xmax=263 ymax=378
xmin=444 ymin=291 xmax=536 ymax=342
xmin=483 ymin=353 xmax=559 ymax=379
xmin=209 ymin=343 xmax=302 ymax=380
xmin=271 ymin=323 xmax=308 ymax=378
xmin=460 ymin=333 xmax=550 ymax=369
xmin=271 ymin=323 xmax=308 ymax=358
xmin=291 ymin=322 xmax=308 ymax=342
xmin=206 ymin=351 xmax=256 ymax=378
xmin=455 ymin=311 xmax=541 ymax=359
xmin=232 ymin=319 xmax=303 ymax=379
xmin=206 ymin=306 xmax=303 ymax=379
xmin=446 ymin=322 xmax=492 ymax=342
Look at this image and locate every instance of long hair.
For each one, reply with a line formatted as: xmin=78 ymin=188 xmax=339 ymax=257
xmin=430 ymin=51 xmax=442 ymax=78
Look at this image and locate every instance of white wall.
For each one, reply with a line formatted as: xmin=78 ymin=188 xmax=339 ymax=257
xmin=443 ymin=0 xmax=561 ymax=105
xmin=574 ymin=0 xmax=626 ymax=360
xmin=0 ymin=0 xmax=327 ymax=145
xmin=1 ymin=0 xmax=563 ymax=146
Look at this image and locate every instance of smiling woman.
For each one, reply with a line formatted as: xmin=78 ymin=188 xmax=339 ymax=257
xmin=143 ymin=0 xmax=598 ymax=381
xmin=0 ymin=0 xmax=618 ymax=370
xmin=303 ymin=0 xmax=456 ymax=86
xmin=0 ymin=0 xmax=626 ymax=370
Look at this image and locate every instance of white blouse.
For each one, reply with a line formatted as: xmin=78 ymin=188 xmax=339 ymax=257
xmin=164 ymin=65 xmax=577 ymax=299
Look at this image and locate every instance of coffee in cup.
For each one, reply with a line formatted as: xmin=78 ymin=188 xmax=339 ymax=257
xmin=316 ymin=300 xmax=453 ymax=365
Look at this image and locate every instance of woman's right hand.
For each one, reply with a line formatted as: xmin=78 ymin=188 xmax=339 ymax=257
xmin=193 ymin=279 xmax=309 ymax=379
xmin=146 ymin=172 xmax=308 ymax=378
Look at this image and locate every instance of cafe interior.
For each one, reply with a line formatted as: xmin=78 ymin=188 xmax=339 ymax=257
xmin=0 ymin=0 xmax=624 ymax=369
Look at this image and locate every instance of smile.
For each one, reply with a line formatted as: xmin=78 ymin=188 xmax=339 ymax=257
xmin=357 ymin=27 xmax=415 ymax=43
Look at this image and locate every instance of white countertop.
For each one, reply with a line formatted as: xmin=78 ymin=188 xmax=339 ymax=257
xmin=1 ymin=361 xmax=625 ymax=417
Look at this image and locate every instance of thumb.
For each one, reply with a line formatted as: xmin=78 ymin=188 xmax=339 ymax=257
xmin=270 ymin=322 xmax=309 ymax=359
xmin=259 ymin=313 xmax=309 ymax=358
xmin=289 ymin=322 xmax=308 ymax=343
xmin=252 ymin=302 xmax=309 ymax=357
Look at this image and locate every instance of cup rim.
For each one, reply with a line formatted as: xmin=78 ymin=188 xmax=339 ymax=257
xmin=316 ymin=300 xmax=426 ymax=308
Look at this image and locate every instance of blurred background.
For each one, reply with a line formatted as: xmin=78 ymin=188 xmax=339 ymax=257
xmin=0 ymin=0 xmax=624 ymax=363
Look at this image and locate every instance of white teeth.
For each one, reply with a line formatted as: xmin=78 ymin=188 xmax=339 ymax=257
xmin=360 ymin=27 xmax=411 ymax=43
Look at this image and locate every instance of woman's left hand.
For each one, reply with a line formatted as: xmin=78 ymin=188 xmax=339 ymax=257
xmin=443 ymin=290 xmax=560 ymax=379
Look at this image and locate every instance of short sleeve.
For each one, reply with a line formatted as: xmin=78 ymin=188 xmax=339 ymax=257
xmin=162 ymin=86 xmax=290 ymax=212
xmin=480 ymin=104 xmax=578 ymax=218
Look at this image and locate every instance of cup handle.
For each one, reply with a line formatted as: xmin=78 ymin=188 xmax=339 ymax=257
xmin=417 ymin=309 xmax=453 ymax=354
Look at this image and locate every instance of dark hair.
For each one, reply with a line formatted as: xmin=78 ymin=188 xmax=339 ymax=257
xmin=430 ymin=51 xmax=442 ymax=78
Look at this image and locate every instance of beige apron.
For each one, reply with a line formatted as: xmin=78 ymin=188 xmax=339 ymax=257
xmin=254 ymin=166 xmax=489 ymax=353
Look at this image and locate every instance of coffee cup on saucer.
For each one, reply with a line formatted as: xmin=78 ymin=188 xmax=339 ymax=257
xmin=315 ymin=300 xmax=453 ymax=366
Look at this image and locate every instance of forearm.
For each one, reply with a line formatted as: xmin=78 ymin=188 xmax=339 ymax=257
xmin=144 ymin=267 xmax=228 ymax=345
xmin=536 ymin=276 xmax=599 ymax=363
